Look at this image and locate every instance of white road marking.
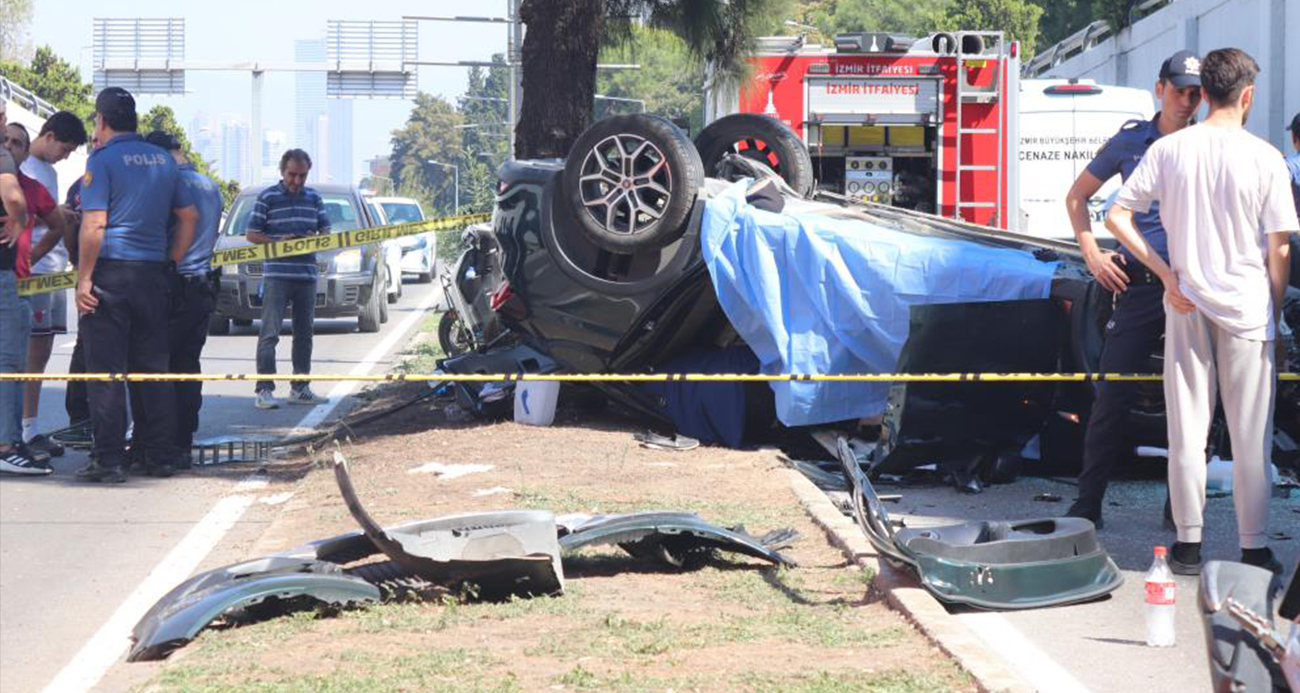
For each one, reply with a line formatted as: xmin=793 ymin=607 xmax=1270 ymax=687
xmin=290 ymin=286 xmax=443 ymax=435
xmin=39 ymin=477 xmax=268 ymax=693
xmin=40 ymin=286 xmax=440 ymax=693
xmin=954 ymin=611 xmax=1094 ymax=693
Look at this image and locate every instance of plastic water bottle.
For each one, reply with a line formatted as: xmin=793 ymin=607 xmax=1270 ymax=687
xmin=1145 ymin=546 xmax=1176 ymax=647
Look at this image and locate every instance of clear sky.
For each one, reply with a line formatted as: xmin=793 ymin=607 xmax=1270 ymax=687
xmin=30 ymin=0 xmax=512 ymax=181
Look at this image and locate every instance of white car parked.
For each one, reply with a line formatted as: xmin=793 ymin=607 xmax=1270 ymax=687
xmin=362 ymin=198 xmax=406 ymax=305
xmin=372 ymin=196 xmax=436 ymax=283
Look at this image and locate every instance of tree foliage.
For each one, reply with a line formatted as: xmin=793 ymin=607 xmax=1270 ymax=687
xmin=140 ymin=105 xmax=241 ymax=207
xmin=931 ymin=0 xmax=1044 ymax=56
xmin=388 ymin=93 xmax=464 ymax=217
xmin=0 ymin=0 xmax=31 ymax=63
xmin=597 ymin=25 xmax=706 ymax=134
xmin=805 ymin=0 xmax=951 ymax=39
xmin=0 ymin=46 xmax=93 ymax=118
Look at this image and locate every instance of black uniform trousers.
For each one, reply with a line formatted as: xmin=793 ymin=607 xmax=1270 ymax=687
xmin=82 ymin=260 xmax=175 ymax=469
xmin=130 ymin=275 xmax=215 ymax=453
xmin=1075 ymin=282 xmax=1165 ymax=512
xmin=65 ymin=330 xmax=89 ymax=424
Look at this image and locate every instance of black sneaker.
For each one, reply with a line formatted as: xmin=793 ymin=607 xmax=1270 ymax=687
xmin=1063 ymin=502 xmax=1104 ymax=530
xmin=0 ymin=447 xmax=53 ymax=476
xmin=1169 ymin=541 xmax=1203 ymax=575
xmin=1241 ymin=548 xmax=1283 ymax=575
xmin=25 ymin=434 xmax=64 ymax=458
xmin=125 ymin=445 xmax=148 ymax=473
xmin=51 ymin=420 xmax=94 ymax=449
xmin=74 ymin=462 xmax=127 ymax=484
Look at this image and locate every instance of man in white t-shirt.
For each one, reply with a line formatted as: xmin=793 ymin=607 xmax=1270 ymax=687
xmin=19 ymin=111 xmax=86 ymax=453
xmin=1107 ymin=48 xmax=1300 ymax=575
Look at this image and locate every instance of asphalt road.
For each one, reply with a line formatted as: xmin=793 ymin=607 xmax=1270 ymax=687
xmin=0 ymin=278 xmax=443 ymax=693
xmin=874 ymin=471 xmax=1299 ymax=693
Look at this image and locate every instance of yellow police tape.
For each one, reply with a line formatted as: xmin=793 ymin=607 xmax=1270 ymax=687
xmin=14 ymin=211 xmax=492 ymax=297
xmin=4 ymin=372 xmax=1300 ymax=382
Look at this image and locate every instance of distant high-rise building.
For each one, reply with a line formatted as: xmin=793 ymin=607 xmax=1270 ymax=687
xmin=261 ymin=129 xmax=287 ymax=183
xmin=188 ymin=113 xmax=221 ymax=175
xmin=294 ymin=38 xmax=353 ymax=184
xmin=221 ymin=119 xmax=251 ymax=186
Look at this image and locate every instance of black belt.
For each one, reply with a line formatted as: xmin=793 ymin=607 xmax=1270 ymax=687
xmin=1123 ymin=263 xmax=1160 ymax=286
xmin=98 ymin=258 xmax=165 ymax=268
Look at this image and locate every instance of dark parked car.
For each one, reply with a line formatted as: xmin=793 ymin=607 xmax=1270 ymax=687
xmin=210 ymin=183 xmax=392 ymax=334
xmin=441 ymin=113 xmax=1177 ymax=482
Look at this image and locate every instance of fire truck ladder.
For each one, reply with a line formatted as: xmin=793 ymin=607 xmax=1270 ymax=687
xmin=953 ymin=31 xmax=1006 ymax=226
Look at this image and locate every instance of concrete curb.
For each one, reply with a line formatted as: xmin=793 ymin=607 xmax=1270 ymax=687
xmin=787 ymin=469 xmax=1036 ymax=693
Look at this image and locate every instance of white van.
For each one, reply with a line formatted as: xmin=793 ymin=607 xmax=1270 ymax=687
xmin=1017 ymin=79 xmax=1154 ymax=242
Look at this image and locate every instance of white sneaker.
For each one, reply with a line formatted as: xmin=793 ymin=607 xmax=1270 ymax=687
xmin=287 ymin=387 xmax=326 ymax=405
xmin=255 ymin=391 xmax=281 ymax=409
xmin=0 ymin=447 xmax=53 ymax=476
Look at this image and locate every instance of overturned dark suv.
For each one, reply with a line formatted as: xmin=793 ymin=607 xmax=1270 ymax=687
xmin=440 ymin=112 xmax=1177 ymax=480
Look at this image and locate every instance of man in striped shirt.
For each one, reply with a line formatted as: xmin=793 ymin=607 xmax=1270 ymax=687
xmin=246 ymin=149 xmax=330 ymax=409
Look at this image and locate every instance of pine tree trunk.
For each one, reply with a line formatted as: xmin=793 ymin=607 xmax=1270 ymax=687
xmin=515 ymin=0 xmax=604 ymax=160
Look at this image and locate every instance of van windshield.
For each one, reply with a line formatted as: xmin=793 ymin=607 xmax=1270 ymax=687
xmin=223 ymin=193 xmax=363 ymax=236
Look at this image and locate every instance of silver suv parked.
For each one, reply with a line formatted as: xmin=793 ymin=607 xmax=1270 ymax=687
xmin=208 ymin=183 xmax=391 ymax=334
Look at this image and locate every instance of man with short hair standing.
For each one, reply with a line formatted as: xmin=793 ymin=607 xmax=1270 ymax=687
xmin=1107 ymin=48 xmax=1300 ymax=574
xmin=20 ymin=111 xmax=87 ymax=456
xmin=1062 ymin=51 xmax=1203 ymax=527
xmin=247 ymin=149 xmax=329 ymax=409
xmin=0 ymin=105 xmax=36 ymax=474
xmin=74 ymin=88 xmax=198 ymax=482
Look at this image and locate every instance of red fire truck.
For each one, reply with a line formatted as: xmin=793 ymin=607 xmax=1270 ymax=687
xmin=706 ymin=31 xmax=1021 ymax=230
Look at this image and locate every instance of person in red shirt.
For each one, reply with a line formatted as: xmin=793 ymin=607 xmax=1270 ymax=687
xmin=3 ymin=124 xmax=64 ymax=281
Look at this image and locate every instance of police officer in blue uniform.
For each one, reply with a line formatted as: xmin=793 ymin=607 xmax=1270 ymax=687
xmin=1061 ymin=51 xmax=1204 ymax=525
xmin=125 ymin=131 xmax=225 ymax=469
xmin=74 ymin=88 xmax=197 ymax=482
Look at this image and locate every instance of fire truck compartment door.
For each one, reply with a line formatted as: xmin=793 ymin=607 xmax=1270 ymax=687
xmin=807 ymin=78 xmax=939 ymax=117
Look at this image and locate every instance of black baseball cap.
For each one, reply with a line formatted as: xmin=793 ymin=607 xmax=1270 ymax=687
xmin=1159 ymin=50 xmax=1201 ymax=89
xmin=94 ymin=86 xmax=136 ymax=119
xmin=145 ymin=130 xmax=181 ymax=151
xmin=1288 ymin=112 xmax=1300 ymax=134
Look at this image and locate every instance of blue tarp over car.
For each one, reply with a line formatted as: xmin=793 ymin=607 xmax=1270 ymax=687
xmin=700 ymin=181 xmax=1060 ymax=427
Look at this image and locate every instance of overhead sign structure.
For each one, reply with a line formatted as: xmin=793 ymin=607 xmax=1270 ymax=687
xmin=93 ymin=17 xmax=186 ymax=95
xmin=326 ymin=20 xmax=418 ymax=99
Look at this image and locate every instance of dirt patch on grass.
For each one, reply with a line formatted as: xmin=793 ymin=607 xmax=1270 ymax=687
xmin=133 ymin=386 xmax=974 ymax=693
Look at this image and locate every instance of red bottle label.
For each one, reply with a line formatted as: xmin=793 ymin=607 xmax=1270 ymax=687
xmin=1145 ymin=581 xmax=1175 ymax=605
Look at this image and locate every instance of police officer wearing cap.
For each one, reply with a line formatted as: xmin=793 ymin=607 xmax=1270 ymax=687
xmin=74 ymin=88 xmax=197 ymax=483
xmin=124 ymin=131 xmax=224 ymax=468
xmin=1061 ymin=50 xmax=1204 ymax=526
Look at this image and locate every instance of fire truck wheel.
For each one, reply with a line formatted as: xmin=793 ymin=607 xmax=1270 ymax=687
xmin=694 ymin=114 xmax=814 ymax=197
xmin=562 ymin=114 xmax=703 ymax=252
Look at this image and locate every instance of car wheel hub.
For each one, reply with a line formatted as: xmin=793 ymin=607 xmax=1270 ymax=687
xmin=577 ymin=133 xmax=673 ymax=237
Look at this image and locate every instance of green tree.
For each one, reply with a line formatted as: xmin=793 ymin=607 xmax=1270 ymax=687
xmin=807 ymin=0 xmax=952 ymax=38
xmin=515 ymin=0 xmax=783 ymax=159
xmin=388 ymin=92 xmax=464 ymax=217
xmin=596 ymin=25 xmax=706 ymax=133
xmin=140 ymin=105 xmax=240 ymax=207
xmin=0 ymin=0 xmax=31 ymax=63
xmin=1032 ymin=0 xmax=1097 ymax=49
xmin=930 ymin=0 xmax=1044 ymax=56
xmin=0 ymin=46 xmax=94 ymax=118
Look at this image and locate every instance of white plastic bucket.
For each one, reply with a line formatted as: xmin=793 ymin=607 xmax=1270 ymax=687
xmin=513 ymin=380 xmax=559 ymax=426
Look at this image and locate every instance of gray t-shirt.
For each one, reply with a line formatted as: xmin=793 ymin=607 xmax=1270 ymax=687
xmin=1117 ymin=123 xmax=1300 ymax=340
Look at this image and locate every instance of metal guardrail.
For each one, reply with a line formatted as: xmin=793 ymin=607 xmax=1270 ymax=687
xmin=1023 ymin=0 xmax=1180 ymax=77
xmin=0 ymin=74 xmax=58 ymax=118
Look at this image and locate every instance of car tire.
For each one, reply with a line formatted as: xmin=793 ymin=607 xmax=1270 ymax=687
xmin=208 ymin=316 xmax=231 ymax=336
xmin=358 ymin=279 xmax=383 ymax=333
xmin=561 ymin=114 xmax=703 ymax=253
xmin=694 ymin=114 xmax=814 ymax=196
xmin=438 ymin=310 xmax=473 ymax=356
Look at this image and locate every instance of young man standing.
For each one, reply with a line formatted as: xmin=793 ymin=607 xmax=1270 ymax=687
xmin=0 ymin=106 xmax=35 ymax=474
xmin=1106 ymin=48 xmax=1300 ymax=575
xmin=20 ymin=111 xmax=87 ymax=456
xmin=247 ymin=149 xmax=329 ymax=409
xmin=1062 ymin=51 xmax=1203 ymax=527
